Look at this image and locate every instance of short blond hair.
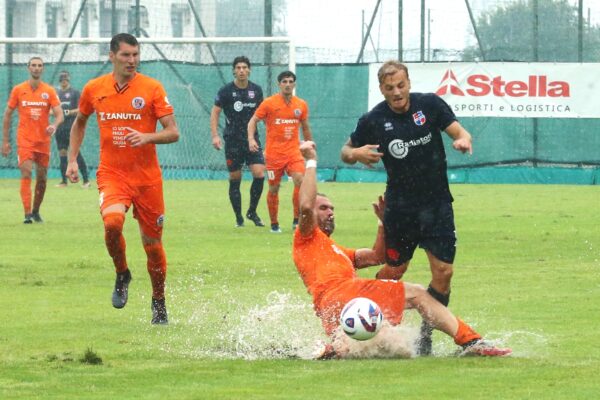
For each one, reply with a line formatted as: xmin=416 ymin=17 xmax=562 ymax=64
xmin=377 ymin=60 xmax=409 ymax=84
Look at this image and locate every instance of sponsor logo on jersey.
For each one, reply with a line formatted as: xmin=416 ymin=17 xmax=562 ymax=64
xmin=275 ymin=118 xmax=299 ymax=125
xmin=131 ymin=97 xmax=145 ymax=110
xmin=234 ymin=101 xmax=258 ymax=112
xmin=388 ymin=132 xmax=432 ymax=159
xmin=21 ymin=100 xmax=48 ymax=107
xmin=435 ymin=69 xmax=570 ymax=98
xmin=412 ymin=111 xmax=426 ymax=126
xmin=384 ymin=122 xmax=393 ymax=131
xmin=99 ymin=112 xmax=142 ymax=121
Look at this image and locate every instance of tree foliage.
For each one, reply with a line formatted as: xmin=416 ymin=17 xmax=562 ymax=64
xmin=463 ymin=0 xmax=600 ymax=62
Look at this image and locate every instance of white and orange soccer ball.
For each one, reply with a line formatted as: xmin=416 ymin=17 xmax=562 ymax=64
xmin=339 ymin=297 xmax=384 ymax=341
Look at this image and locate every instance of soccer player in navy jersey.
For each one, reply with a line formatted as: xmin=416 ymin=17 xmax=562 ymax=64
xmin=340 ymin=60 xmax=473 ymax=355
xmin=210 ymin=56 xmax=265 ymax=228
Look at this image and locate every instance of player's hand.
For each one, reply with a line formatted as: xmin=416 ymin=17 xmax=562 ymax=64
xmin=66 ymin=161 xmax=79 ymax=183
xmin=125 ymin=127 xmax=151 ymax=147
xmin=300 ymin=140 xmax=317 ymax=160
xmin=375 ymin=264 xmax=406 ymax=280
xmin=372 ymin=194 xmax=385 ymax=222
xmin=353 ymin=144 xmax=383 ymax=168
xmin=452 ymin=137 xmax=472 ymax=154
xmin=46 ymin=125 xmax=57 ymax=136
xmin=248 ymin=138 xmax=259 ymax=153
xmin=1 ymin=141 xmax=10 ymax=157
xmin=212 ymin=135 xmax=222 ymax=150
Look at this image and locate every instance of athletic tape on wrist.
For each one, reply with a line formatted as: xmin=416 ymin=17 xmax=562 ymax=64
xmin=306 ymin=159 xmax=317 ymax=169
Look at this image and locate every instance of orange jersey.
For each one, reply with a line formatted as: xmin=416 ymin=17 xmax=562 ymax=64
xmin=79 ymin=73 xmax=174 ymax=186
xmin=7 ymin=81 xmax=60 ymax=154
xmin=254 ymin=94 xmax=308 ymax=161
xmin=293 ymin=226 xmax=357 ymax=308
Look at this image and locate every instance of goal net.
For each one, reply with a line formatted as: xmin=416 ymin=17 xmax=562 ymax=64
xmin=0 ymin=37 xmax=294 ymax=179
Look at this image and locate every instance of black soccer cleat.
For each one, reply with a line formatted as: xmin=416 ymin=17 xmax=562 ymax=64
xmin=292 ymin=218 xmax=299 ymax=230
xmin=246 ymin=211 xmax=265 ymax=227
xmin=31 ymin=211 xmax=43 ymax=223
xmin=23 ymin=214 xmax=33 ymax=224
xmin=112 ymin=269 xmax=132 ymax=309
xmin=270 ymin=223 xmax=282 ymax=233
xmin=151 ymin=297 xmax=168 ymax=325
xmin=417 ymin=321 xmax=434 ymax=356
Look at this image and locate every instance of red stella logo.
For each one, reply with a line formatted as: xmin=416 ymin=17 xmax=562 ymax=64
xmin=436 ymin=69 xmax=570 ymax=98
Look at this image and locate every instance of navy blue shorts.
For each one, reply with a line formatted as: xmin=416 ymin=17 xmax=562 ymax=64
xmin=384 ymin=201 xmax=457 ymax=265
xmin=224 ymin=140 xmax=264 ymax=172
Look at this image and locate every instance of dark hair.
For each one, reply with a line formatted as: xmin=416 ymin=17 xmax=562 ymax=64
xmin=232 ymin=56 xmax=251 ymax=69
xmin=110 ymin=33 xmax=139 ymax=53
xmin=27 ymin=56 xmax=43 ymax=66
xmin=277 ymin=70 xmax=296 ymax=83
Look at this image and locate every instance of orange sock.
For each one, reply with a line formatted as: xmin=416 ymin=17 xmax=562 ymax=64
xmin=292 ymin=186 xmax=300 ymax=220
xmin=143 ymin=242 xmax=167 ymax=300
xmin=267 ymin=191 xmax=279 ymax=225
xmin=20 ymin=177 xmax=32 ymax=214
xmin=453 ymin=318 xmax=482 ymax=346
xmin=103 ymin=212 xmax=128 ymax=273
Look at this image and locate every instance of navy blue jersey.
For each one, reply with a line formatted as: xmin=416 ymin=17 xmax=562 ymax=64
xmin=214 ymin=81 xmax=263 ymax=142
xmin=56 ymin=87 xmax=80 ymax=133
xmin=350 ymin=93 xmax=457 ymax=208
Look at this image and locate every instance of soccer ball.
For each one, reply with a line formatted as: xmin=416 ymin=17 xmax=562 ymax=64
xmin=339 ymin=297 xmax=383 ymax=341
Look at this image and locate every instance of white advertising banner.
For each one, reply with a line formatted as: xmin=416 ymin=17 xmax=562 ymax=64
xmin=368 ymin=62 xmax=600 ymax=118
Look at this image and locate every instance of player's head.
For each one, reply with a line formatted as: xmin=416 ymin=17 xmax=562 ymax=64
xmin=109 ymin=33 xmax=140 ymax=79
xmin=378 ymin=60 xmax=411 ymax=113
xmin=315 ymin=193 xmax=335 ymax=236
xmin=232 ymin=56 xmax=251 ymax=81
xmin=277 ymin=70 xmax=296 ymax=96
xmin=27 ymin=57 xmax=44 ymax=80
xmin=59 ymin=71 xmax=70 ymax=88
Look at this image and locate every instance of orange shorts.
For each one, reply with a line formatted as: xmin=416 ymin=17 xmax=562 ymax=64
xmin=316 ymin=279 xmax=406 ymax=336
xmin=98 ymin=178 xmax=165 ymax=239
xmin=17 ymin=148 xmax=50 ymax=168
xmin=265 ymin=157 xmax=305 ymax=186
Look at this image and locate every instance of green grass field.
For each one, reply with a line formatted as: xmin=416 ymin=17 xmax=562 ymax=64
xmin=1 ymin=178 xmax=599 ymax=399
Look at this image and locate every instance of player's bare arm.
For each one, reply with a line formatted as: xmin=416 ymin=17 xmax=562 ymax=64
xmin=1 ymin=106 xmax=14 ymax=157
xmin=247 ymin=115 xmax=260 ymax=152
xmin=300 ymin=119 xmax=313 ymax=141
xmin=125 ymin=114 xmax=179 ymax=147
xmin=354 ymin=195 xmax=387 ymax=268
xmin=66 ymin=112 xmax=90 ymax=182
xmin=340 ymin=138 xmax=384 ymax=168
xmin=209 ymin=105 xmax=222 ymax=150
xmin=46 ymin=104 xmax=64 ymax=136
xmin=298 ymin=141 xmax=318 ymax=236
xmin=445 ymin=121 xmax=473 ymax=154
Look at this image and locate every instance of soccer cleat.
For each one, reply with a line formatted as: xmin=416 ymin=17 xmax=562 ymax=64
xmin=270 ymin=223 xmax=282 ymax=233
xmin=23 ymin=214 xmax=33 ymax=224
xmin=246 ymin=211 xmax=265 ymax=227
xmin=111 ymin=269 xmax=132 ymax=309
xmin=55 ymin=182 xmax=67 ymax=188
xmin=235 ymin=215 xmax=245 ymax=228
xmin=151 ymin=298 xmax=168 ymax=325
xmin=31 ymin=211 xmax=43 ymax=223
xmin=81 ymin=181 xmax=91 ymax=189
xmin=417 ymin=322 xmax=434 ymax=356
xmin=292 ymin=218 xmax=299 ymax=230
xmin=459 ymin=340 xmax=512 ymax=357
xmin=315 ymin=343 xmax=338 ymax=360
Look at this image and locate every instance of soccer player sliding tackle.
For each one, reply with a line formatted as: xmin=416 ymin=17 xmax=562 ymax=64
xmin=292 ymin=140 xmax=511 ymax=358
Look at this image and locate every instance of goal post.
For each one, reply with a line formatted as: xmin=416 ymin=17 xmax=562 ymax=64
xmin=0 ymin=37 xmax=294 ymax=179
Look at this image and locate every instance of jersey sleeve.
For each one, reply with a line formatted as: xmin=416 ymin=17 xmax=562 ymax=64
xmin=152 ymin=83 xmax=174 ymax=119
xmin=301 ymin=99 xmax=309 ymax=121
xmin=254 ymin=98 xmax=269 ymax=120
xmin=432 ymin=94 xmax=457 ymax=130
xmin=49 ymin=88 xmax=61 ymax=107
xmin=72 ymin=89 xmax=81 ymax=109
xmin=337 ymin=244 xmax=356 ymax=264
xmin=349 ymin=114 xmax=373 ymax=147
xmin=256 ymin=85 xmax=264 ymax=105
xmin=214 ymin=86 xmax=226 ymax=107
xmin=7 ymin=86 xmax=19 ymax=109
xmin=78 ymin=84 xmax=94 ymax=116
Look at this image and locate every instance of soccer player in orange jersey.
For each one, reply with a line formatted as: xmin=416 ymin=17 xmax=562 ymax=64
xmin=247 ymin=70 xmax=313 ymax=233
xmin=2 ymin=57 xmax=64 ymax=223
xmin=293 ymin=141 xmax=511 ymax=358
xmin=66 ymin=33 xmax=179 ymax=325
